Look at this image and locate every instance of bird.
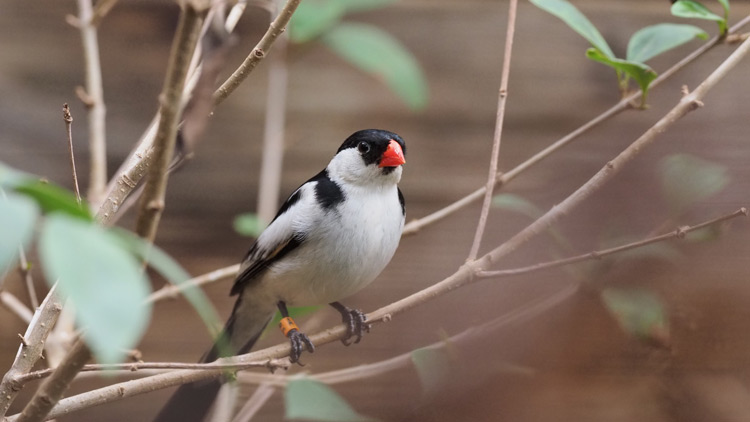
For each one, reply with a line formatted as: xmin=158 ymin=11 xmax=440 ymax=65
xmin=153 ymin=129 xmax=407 ymax=422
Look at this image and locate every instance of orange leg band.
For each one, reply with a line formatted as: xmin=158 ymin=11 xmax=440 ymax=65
xmin=279 ymin=317 xmax=299 ymax=337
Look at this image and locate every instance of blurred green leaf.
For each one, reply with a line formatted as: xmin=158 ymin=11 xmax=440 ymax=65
xmin=671 ymin=1 xmax=727 ymax=33
xmin=39 ymin=215 xmax=151 ymax=364
xmin=492 ymin=193 xmax=544 ymax=219
xmin=0 ymin=162 xmax=34 ymax=188
xmin=586 ymin=48 xmax=657 ymax=100
xmin=14 ymin=181 xmax=92 ymax=221
xmin=717 ymin=0 xmax=730 ymax=18
xmin=411 ymin=347 xmax=452 ymax=397
xmin=601 ymin=288 xmax=669 ymax=345
xmin=110 ymin=228 xmax=223 ymax=336
xmin=529 ymin=0 xmax=614 ymax=58
xmin=0 ymin=193 xmax=39 ymax=274
xmin=285 ymin=377 xmax=377 ymax=421
xmin=323 ymin=23 xmax=429 ymax=110
xmin=627 ymin=24 xmax=708 ymax=63
xmin=660 ymin=153 xmax=729 ymax=214
xmin=233 ymin=213 xmax=266 ymax=238
xmin=289 ymin=0 xmax=347 ymax=43
xmin=336 ymin=0 xmax=397 ymax=12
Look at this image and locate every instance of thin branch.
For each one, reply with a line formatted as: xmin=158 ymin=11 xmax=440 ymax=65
xmin=213 ymin=0 xmax=301 ymax=105
xmin=478 ymin=207 xmax=748 ymax=279
xmin=62 ymin=104 xmax=81 ymax=203
xmin=0 ymin=292 xmax=33 ymax=324
xmin=402 ymin=14 xmax=750 ymax=237
xmin=13 ymin=359 xmax=290 ymax=386
xmin=134 ymin=1 xmax=209 ymax=241
xmin=89 ymin=0 xmax=119 ymax=27
xmin=75 ymin=0 xmax=108 ymax=205
xmin=17 ymin=248 xmax=38 ymax=309
xmin=147 ymin=263 xmax=239 ymax=303
xmin=231 ymin=383 xmax=274 ymax=422
xmin=467 ymin=0 xmax=518 ymax=261
xmin=0 ymin=285 xmax=63 ymax=418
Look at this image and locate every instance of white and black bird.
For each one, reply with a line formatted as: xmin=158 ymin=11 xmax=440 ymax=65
xmin=154 ymin=129 xmax=407 ymax=422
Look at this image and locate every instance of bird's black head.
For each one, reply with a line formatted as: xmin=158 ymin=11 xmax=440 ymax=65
xmin=337 ymin=129 xmax=406 ymax=171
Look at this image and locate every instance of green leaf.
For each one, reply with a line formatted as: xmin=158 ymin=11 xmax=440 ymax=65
xmin=717 ymin=0 xmax=730 ymax=18
xmin=233 ymin=213 xmax=266 ymax=237
xmin=492 ymin=193 xmax=544 ymax=219
xmin=0 ymin=193 xmax=39 ymax=274
xmin=529 ymin=0 xmax=614 ymax=58
xmin=0 ymin=162 xmax=34 ymax=188
xmin=335 ymin=0 xmax=397 ymax=13
xmin=289 ymin=0 xmax=347 ymax=43
xmin=586 ymin=48 xmax=657 ymax=99
xmin=285 ymin=377 xmax=377 ymax=421
xmin=601 ymin=288 xmax=669 ymax=345
xmin=627 ymin=24 xmax=708 ymax=64
xmin=14 ymin=181 xmax=92 ymax=221
xmin=411 ymin=347 xmax=452 ymax=397
xmin=659 ymin=153 xmax=729 ymax=214
xmin=322 ymin=23 xmax=428 ymax=110
xmin=39 ymin=215 xmax=151 ymax=364
xmin=110 ymin=229 xmax=223 ymax=336
xmin=671 ymin=1 xmax=724 ymax=22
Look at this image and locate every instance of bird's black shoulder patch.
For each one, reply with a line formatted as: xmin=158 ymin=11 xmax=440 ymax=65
xmin=311 ymin=169 xmax=345 ymax=210
xmin=398 ymin=188 xmax=406 ymax=216
xmin=270 ymin=188 xmax=302 ymax=224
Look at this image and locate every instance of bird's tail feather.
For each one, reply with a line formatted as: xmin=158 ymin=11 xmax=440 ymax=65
xmin=152 ymin=309 xmax=273 ymax=422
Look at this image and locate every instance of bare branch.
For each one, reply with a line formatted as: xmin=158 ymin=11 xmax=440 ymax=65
xmin=0 ymin=285 xmax=63 ymax=418
xmin=134 ymin=1 xmax=209 ymax=241
xmin=75 ymin=0 xmax=108 ymax=205
xmin=147 ymin=263 xmax=239 ymax=303
xmin=0 ymin=292 xmax=33 ymax=324
xmin=402 ymin=14 xmax=750 ymax=237
xmin=213 ymin=0 xmax=301 ymax=105
xmin=17 ymin=248 xmax=38 ymax=309
xmin=231 ymin=383 xmax=274 ymax=422
xmin=89 ymin=0 xmax=119 ymax=27
xmin=478 ymin=208 xmax=748 ymax=279
xmin=467 ymin=0 xmax=518 ymax=261
xmin=62 ymin=104 xmax=81 ymax=203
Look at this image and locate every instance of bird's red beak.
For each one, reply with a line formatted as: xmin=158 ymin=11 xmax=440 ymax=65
xmin=379 ymin=139 xmax=406 ymax=168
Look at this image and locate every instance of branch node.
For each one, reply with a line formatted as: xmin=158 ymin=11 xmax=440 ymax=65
xmin=589 ymin=251 xmax=601 ymax=260
xmin=740 ymin=207 xmax=748 ymax=216
xmin=253 ymin=48 xmax=265 ymax=59
xmin=65 ymin=14 xmax=81 ymax=28
xmin=146 ymin=199 xmax=165 ymax=212
xmin=690 ymin=99 xmax=704 ymax=109
xmin=17 ymin=334 xmax=28 ymax=347
xmin=605 ymin=161 xmax=615 ymax=170
xmin=381 ymin=313 xmax=392 ymax=323
xmin=676 ymin=226 xmax=689 ymax=238
xmin=681 ymin=85 xmax=690 ymax=96
xmin=75 ymin=86 xmax=96 ymax=108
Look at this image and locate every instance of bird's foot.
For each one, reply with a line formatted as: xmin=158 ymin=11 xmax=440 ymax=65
xmin=280 ymin=316 xmax=314 ymax=364
xmin=338 ymin=307 xmax=370 ymax=346
xmin=287 ymin=329 xmax=315 ymax=364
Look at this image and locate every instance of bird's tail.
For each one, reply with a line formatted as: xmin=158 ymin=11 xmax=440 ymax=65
xmin=152 ymin=304 xmax=274 ymax=422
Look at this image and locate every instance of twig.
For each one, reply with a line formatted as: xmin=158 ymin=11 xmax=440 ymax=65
xmin=0 ymin=292 xmax=33 ymax=324
xmin=75 ymin=0 xmax=108 ymax=205
xmin=210 ymin=383 xmax=238 ymax=422
xmin=13 ymin=359 xmax=290 ymax=386
xmin=231 ymin=383 xmax=275 ymax=422
xmin=0 ymin=285 xmax=63 ymax=418
xmin=257 ymin=27 xmax=289 ymax=223
xmin=403 ymin=14 xmax=750 ymax=237
xmin=134 ymin=1 xmax=209 ymax=241
xmin=213 ymin=0 xmax=301 ymax=105
xmin=147 ymin=263 xmax=239 ymax=303
xmin=62 ymin=104 xmax=81 ymax=203
xmin=17 ymin=248 xmax=38 ymax=309
xmin=467 ymin=0 xmax=518 ymax=261
xmin=477 ymin=207 xmax=748 ymax=279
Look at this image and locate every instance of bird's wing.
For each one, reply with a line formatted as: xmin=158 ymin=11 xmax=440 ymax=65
xmin=229 ymin=179 xmax=321 ymax=296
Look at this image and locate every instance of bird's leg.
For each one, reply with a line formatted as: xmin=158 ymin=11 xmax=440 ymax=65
xmin=329 ymin=302 xmax=370 ymax=346
xmin=277 ymin=301 xmax=314 ymax=364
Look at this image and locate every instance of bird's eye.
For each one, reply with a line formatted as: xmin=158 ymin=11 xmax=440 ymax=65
xmin=357 ymin=142 xmax=371 ymax=154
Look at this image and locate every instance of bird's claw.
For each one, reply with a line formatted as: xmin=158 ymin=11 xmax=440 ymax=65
xmin=340 ymin=308 xmax=370 ymax=346
xmin=288 ymin=329 xmax=315 ymax=364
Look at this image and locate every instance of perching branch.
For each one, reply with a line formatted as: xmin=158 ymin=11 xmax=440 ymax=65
xmin=74 ymin=0 xmax=108 ymax=205
xmin=134 ymin=1 xmax=209 ymax=241
xmin=467 ymin=0 xmax=518 ymax=261
xmin=402 ymin=14 xmax=750 ymax=237
xmin=0 ymin=285 xmax=63 ymax=418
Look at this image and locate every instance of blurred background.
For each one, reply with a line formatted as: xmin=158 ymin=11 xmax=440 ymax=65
xmin=2 ymin=0 xmax=750 ymax=421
